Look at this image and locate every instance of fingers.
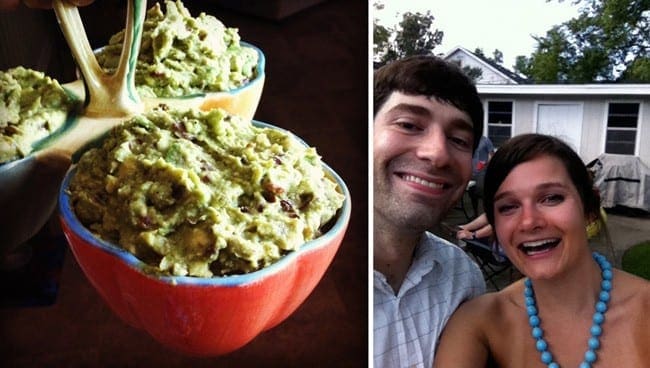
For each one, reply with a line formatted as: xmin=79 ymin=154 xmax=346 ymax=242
xmin=456 ymin=229 xmax=473 ymax=240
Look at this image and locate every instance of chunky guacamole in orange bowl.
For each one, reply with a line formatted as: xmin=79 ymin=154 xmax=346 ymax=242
xmin=67 ymin=107 xmax=345 ymax=277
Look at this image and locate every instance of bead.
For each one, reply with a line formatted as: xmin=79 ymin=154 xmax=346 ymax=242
xmin=525 ymin=278 xmax=533 ymax=287
xmin=602 ymin=269 xmax=613 ymax=280
xmin=599 ymin=290 xmax=610 ymax=302
xmin=525 ymin=296 xmax=535 ymax=306
xmin=585 ymin=349 xmax=597 ymax=363
xmin=601 ymin=279 xmax=612 ymax=291
xmin=588 ymin=336 xmax=600 ymax=350
xmin=590 ymin=325 xmax=602 ymax=336
xmin=524 ymin=252 xmax=611 ymax=368
xmin=593 ymin=312 xmax=604 ymax=325
xmin=525 ymin=287 xmax=534 ymax=297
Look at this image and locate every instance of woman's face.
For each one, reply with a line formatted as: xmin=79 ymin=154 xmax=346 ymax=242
xmin=493 ymin=155 xmax=590 ymax=280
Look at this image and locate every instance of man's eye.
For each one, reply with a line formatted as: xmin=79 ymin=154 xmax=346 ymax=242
xmin=450 ymin=136 xmax=471 ymax=149
xmin=396 ymin=122 xmax=420 ymax=131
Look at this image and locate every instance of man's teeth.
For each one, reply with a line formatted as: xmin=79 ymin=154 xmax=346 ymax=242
xmin=402 ymin=175 xmax=443 ymax=189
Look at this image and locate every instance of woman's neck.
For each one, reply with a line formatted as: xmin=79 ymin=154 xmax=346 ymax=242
xmin=529 ymin=253 xmax=603 ymax=315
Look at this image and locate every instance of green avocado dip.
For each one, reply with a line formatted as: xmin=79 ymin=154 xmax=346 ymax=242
xmin=95 ymin=0 xmax=259 ymax=98
xmin=0 ymin=67 xmax=77 ymax=164
xmin=68 ymin=107 xmax=345 ymax=277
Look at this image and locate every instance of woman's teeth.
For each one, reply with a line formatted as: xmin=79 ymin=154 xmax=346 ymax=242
xmin=402 ymin=175 xmax=443 ymax=189
xmin=519 ymin=239 xmax=560 ymax=255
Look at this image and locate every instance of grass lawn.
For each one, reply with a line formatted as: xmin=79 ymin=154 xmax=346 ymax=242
xmin=622 ymin=241 xmax=650 ymax=280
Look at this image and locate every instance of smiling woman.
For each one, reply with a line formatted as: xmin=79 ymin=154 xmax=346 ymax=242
xmin=433 ymin=133 xmax=650 ymax=368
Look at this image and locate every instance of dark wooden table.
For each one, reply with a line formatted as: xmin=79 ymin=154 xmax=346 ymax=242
xmin=0 ymin=1 xmax=368 ymax=366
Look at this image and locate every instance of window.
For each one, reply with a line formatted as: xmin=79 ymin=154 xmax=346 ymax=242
xmin=487 ymin=101 xmax=513 ymax=148
xmin=605 ymin=102 xmax=639 ymax=155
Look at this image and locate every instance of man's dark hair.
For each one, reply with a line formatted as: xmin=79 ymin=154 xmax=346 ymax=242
xmin=374 ymin=55 xmax=484 ymax=151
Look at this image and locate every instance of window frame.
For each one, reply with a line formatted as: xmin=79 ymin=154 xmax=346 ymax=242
xmin=603 ymin=101 xmax=641 ymax=156
xmin=485 ymin=99 xmax=514 ymax=148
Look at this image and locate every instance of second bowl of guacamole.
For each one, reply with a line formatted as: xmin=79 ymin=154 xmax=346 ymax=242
xmin=95 ymin=0 xmax=265 ymax=120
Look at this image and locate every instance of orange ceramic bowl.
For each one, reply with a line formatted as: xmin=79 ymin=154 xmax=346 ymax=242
xmin=58 ymin=122 xmax=350 ymax=356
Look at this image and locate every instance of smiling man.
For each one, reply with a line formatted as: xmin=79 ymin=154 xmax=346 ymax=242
xmin=373 ymin=55 xmax=486 ymax=368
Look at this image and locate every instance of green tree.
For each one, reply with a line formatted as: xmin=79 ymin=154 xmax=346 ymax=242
xmin=515 ymin=27 xmax=574 ymax=82
xmin=474 ymin=47 xmax=505 ymax=65
xmin=373 ymin=2 xmax=391 ymax=60
xmin=373 ymin=5 xmax=444 ymax=65
xmin=515 ymin=0 xmax=650 ymax=82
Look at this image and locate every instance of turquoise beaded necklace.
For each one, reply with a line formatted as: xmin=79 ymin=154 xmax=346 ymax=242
xmin=524 ymin=252 xmax=613 ymax=368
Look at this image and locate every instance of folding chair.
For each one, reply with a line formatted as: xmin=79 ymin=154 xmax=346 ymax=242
xmin=454 ymin=181 xmax=476 ymax=222
xmin=462 ymin=237 xmax=513 ymax=291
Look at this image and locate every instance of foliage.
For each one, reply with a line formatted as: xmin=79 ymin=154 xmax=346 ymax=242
xmin=475 ymin=48 xmax=504 ymax=65
xmin=622 ymin=240 xmax=650 ymax=280
xmin=515 ymin=0 xmax=650 ymax=82
xmin=373 ymin=2 xmax=444 ymax=66
xmin=462 ymin=65 xmax=484 ymax=81
xmin=373 ymin=3 xmax=391 ymax=60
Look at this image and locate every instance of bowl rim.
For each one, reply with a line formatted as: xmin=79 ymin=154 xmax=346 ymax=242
xmin=0 ymin=92 xmax=81 ymax=170
xmin=58 ymin=120 xmax=350 ymax=287
xmin=93 ymin=41 xmax=265 ymax=99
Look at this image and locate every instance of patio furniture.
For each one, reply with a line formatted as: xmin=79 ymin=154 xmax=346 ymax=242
xmin=462 ymin=237 xmax=514 ymax=291
xmin=588 ymin=153 xmax=650 ymax=212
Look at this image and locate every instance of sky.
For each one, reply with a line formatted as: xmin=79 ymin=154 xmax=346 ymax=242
xmin=374 ymin=0 xmax=582 ymax=69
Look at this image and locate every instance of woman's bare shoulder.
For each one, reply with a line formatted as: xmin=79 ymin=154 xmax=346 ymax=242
xmin=614 ymin=269 xmax=650 ymax=307
xmin=453 ymin=278 xmax=525 ymax=324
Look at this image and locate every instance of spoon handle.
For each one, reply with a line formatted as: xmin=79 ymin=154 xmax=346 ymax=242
xmin=53 ymin=0 xmax=146 ymax=117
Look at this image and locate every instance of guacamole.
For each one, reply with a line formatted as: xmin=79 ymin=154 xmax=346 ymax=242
xmin=0 ymin=67 xmax=77 ymax=164
xmin=69 ymin=107 xmax=344 ymax=277
xmin=96 ymin=0 xmax=259 ymax=98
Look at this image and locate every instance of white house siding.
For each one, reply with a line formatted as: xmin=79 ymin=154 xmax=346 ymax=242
xmin=639 ymin=102 xmax=650 ymax=166
xmin=479 ymin=92 xmax=650 ymax=166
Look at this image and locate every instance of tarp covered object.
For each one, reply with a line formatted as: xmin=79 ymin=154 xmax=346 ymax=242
xmin=587 ymin=153 xmax=650 ymax=212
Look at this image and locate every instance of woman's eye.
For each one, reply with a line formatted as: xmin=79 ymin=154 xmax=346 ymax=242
xmin=496 ymin=203 xmax=518 ymax=215
xmin=542 ymin=194 xmax=564 ymax=205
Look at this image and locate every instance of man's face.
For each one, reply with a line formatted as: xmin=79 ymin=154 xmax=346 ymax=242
xmin=373 ymin=91 xmax=474 ymax=232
